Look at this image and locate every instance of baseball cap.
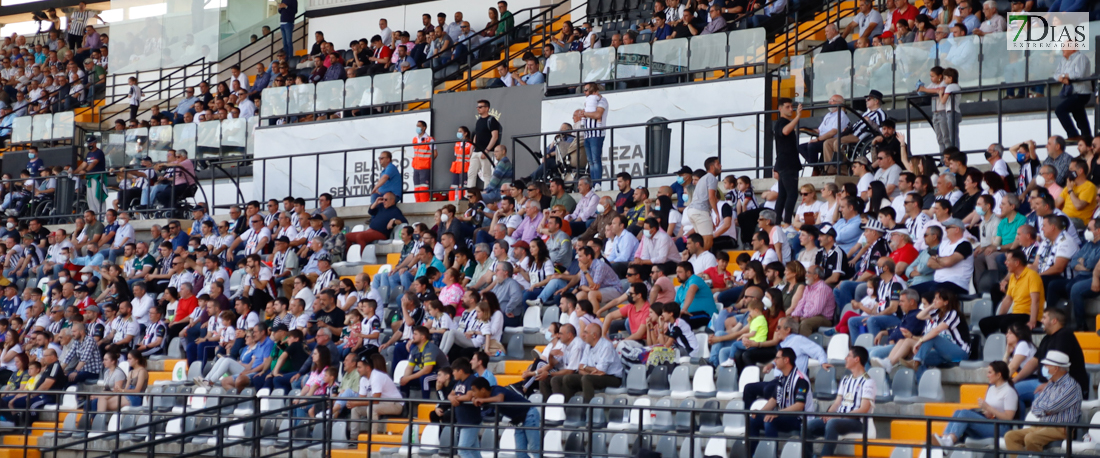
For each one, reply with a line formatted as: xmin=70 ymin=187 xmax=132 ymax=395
xmin=275 ymin=236 xmax=291 ymax=244
xmin=84 ymin=305 xmax=100 ymax=314
xmin=819 ymin=224 xmax=837 ymax=238
xmin=943 ymin=218 xmax=966 ymax=229
xmin=271 ymin=323 xmax=289 ymax=333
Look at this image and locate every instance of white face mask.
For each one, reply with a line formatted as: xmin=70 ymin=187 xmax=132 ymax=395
xmin=596 ymin=204 xmax=606 ymax=214
xmin=1035 ymin=175 xmax=1047 ymax=187
xmin=1087 ymin=230 xmax=1096 ymax=243
xmin=644 ymin=230 xmax=653 ymax=239
xmin=441 ymin=213 xmax=450 ymax=223
xmin=81 ymin=274 xmax=90 ymax=282
xmin=762 ymin=296 xmax=773 ymax=309
xmin=981 ymin=181 xmax=990 ymax=191
xmin=544 ymin=330 xmax=554 ymax=341
xmin=4 ymin=223 xmax=12 ymax=230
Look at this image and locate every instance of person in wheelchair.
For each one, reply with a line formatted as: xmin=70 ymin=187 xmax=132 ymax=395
xmin=113 ymin=166 xmax=149 ymax=212
xmin=1 ymin=170 xmax=33 ymax=217
xmin=150 ymin=149 xmax=197 ymax=210
xmin=28 ymin=167 xmax=57 ymax=217
xmin=822 ymin=90 xmax=888 ymax=173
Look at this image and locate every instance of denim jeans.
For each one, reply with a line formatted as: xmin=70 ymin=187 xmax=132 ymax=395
xmin=915 ymin=335 xmax=970 ymax=378
xmin=514 ymin=408 xmax=541 ymax=458
xmin=943 ymin=409 xmax=1011 ymax=441
xmin=749 ymin=414 xmax=801 ymax=455
xmin=584 ymin=136 xmax=605 ymax=183
xmin=833 ymin=281 xmax=867 ymax=317
xmin=537 ymin=279 xmax=569 ymax=303
xmin=1016 ymin=378 xmax=1041 ymax=414
xmin=709 ymin=329 xmax=733 ymax=366
xmin=869 ymin=344 xmax=892 ymax=359
xmin=457 ymin=426 xmax=481 ymax=458
xmin=149 ymin=184 xmax=169 ymax=207
xmin=280 ymin=22 xmax=294 ymax=59
xmin=807 ymin=418 xmax=866 ymax=457
xmin=1068 ymin=276 xmax=1100 ymax=329
xmin=866 ymin=315 xmax=901 ymax=339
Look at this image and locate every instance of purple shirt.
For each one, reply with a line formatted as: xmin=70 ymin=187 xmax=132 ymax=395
xmin=513 ymin=213 xmax=544 ymax=243
xmin=85 ymin=32 xmax=102 ymax=50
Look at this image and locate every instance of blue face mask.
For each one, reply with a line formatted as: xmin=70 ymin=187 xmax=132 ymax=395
xmin=1042 ymin=366 xmax=1052 ymax=379
xmin=975 ymin=207 xmax=986 ymax=217
xmin=676 ymin=177 xmax=684 ymax=185
xmin=415 ymin=127 xmax=424 ymax=135
xmin=456 ymin=132 xmax=464 ymax=141
xmin=1017 ymin=152 xmax=1026 ymax=163
xmin=28 ymin=153 xmax=35 ymax=159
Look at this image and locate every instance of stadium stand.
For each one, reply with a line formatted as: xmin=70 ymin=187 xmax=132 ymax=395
xmin=0 ymin=0 xmax=1099 ymax=457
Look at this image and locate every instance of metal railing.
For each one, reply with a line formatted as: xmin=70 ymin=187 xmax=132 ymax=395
xmin=14 ymin=389 xmax=1093 ymax=458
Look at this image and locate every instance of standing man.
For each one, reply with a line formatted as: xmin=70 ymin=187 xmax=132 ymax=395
xmin=368 ymin=151 xmax=403 ymax=203
xmin=74 ymin=137 xmax=106 ymax=214
xmin=411 ymin=120 xmax=436 ymax=203
xmin=276 ymin=0 xmax=298 ymax=60
xmin=66 ymin=3 xmax=105 ymax=51
xmin=579 ymin=83 xmax=609 ymax=189
xmin=774 ymin=98 xmax=802 ymax=225
xmin=1053 ymin=47 xmax=1092 ymax=143
xmin=470 ymin=100 xmax=502 ymax=189
xmin=684 ymin=157 xmax=721 ymax=251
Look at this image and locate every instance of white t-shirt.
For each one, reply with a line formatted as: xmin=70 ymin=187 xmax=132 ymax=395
xmin=796 ymin=200 xmax=826 ymax=225
xmin=943 ymin=83 xmax=962 ymax=112
xmin=1012 ymin=341 xmax=1036 ymax=361
xmin=991 ymin=159 xmax=1009 ymax=178
xmin=820 ymin=200 xmax=839 ymax=224
xmin=688 ymin=251 xmax=717 ymax=275
xmin=360 ymin=370 xmax=403 ymax=402
xmin=856 ymin=173 xmax=874 ymax=195
xmin=983 ymin=382 xmax=1018 ymax=415
xmin=764 ymin=183 xmax=778 ymax=209
xmin=751 ymin=249 xmax=779 ymax=265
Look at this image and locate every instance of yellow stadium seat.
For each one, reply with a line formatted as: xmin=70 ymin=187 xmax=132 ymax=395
xmin=959 ymin=384 xmax=987 ymax=404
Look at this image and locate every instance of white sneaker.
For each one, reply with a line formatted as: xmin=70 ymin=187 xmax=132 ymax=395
xmin=871 ymin=357 xmax=889 ymax=368
xmin=594 ymin=183 xmax=602 ymax=191
xmin=525 ymin=298 xmax=543 ymax=308
xmin=931 ymin=434 xmax=943 ymax=447
xmin=719 ymin=359 xmax=735 ymax=367
xmin=940 ymin=434 xmax=955 ymax=447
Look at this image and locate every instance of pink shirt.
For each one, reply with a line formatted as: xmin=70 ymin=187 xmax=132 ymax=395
xmin=173 ymin=159 xmax=196 ymax=186
xmin=439 ymin=283 xmax=464 ymax=306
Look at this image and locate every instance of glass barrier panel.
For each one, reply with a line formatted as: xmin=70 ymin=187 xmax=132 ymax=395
xmin=980 ymin=32 xmax=1009 ymax=87
xmin=812 ymin=50 xmax=852 ymax=102
xmin=1027 ymin=49 xmax=1058 ymax=89
xmin=616 ymin=43 xmax=650 ymax=79
xmin=31 ymin=114 xmax=52 ymax=141
xmin=148 ymin=126 xmax=173 ymax=158
xmin=124 ymin=128 xmax=148 ymax=157
xmin=172 ymin=123 xmax=197 ymax=163
xmin=938 ymin=35 xmax=980 ymax=87
xmin=852 ymin=46 xmax=894 ymax=97
xmin=315 ymin=80 xmax=344 ymax=112
xmin=287 ymin=84 xmax=315 ymax=115
xmin=894 ymin=40 xmax=937 ymax=97
xmin=246 ymin=117 xmax=258 ymax=158
xmin=222 ymin=118 xmax=247 ymax=147
xmin=402 ymin=69 xmax=432 ymax=102
xmin=789 ymin=55 xmax=807 ymax=103
xmin=728 ymin=28 xmax=767 ymax=65
xmin=260 ymin=87 xmax=288 ymax=118
xmin=689 ymin=33 xmax=727 ymax=71
xmin=373 ymin=72 xmax=402 ymax=105
xmin=105 ymin=133 xmax=127 ymax=167
xmin=52 ymin=112 xmax=74 ymax=139
xmin=582 ymin=47 xmax=616 ymax=83
xmin=197 ymin=121 xmax=221 ymax=148
xmin=12 ymin=117 xmax=31 ymax=144
xmin=547 ymin=52 xmax=581 ymax=86
xmin=651 ymin=38 xmax=688 ymax=75
xmin=345 ymin=76 xmax=372 ymax=109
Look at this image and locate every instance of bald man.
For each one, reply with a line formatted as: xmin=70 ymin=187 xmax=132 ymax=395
xmin=556 ymin=323 xmax=625 ymax=402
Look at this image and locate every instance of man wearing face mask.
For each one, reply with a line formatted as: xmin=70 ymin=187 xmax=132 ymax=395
xmin=1049 ymin=219 xmax=1100 ymax=331
xmin=1013 ymin=309 xmax=1087 ymax=407
xmin=579 ymin=196 xmax=619 ymax=240
xmin=1004 ymin=349 xmax=1081 ymax=452
xmin=1054 ymin=158 xmax=1096 ymax=230
xmin=104 ymin=212 xmax=133 ymax=263
xmin=411 ymin=120 xmax=436 ymax=203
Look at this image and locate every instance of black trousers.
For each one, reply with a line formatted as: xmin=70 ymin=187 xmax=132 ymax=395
xmin=775 ymin=169 xmax=800 ymax=225
xmin=978 ymin=313 xmax=1029 ymax=337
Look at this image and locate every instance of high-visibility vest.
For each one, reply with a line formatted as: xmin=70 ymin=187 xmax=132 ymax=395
xmin=450 ymin=141 xmax=473 ymax=174
xmin=412 ymin=135 xmax=434 ymax=169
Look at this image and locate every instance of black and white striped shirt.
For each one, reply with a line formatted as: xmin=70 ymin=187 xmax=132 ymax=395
xmin=264 ymin=212 xmax=279 ymax=227
xmin=853 ymin=108 xmax=886 ymax=139
xmin=836 ymin=374 xmax=876 ymax=416
xmin=272 ymin=250 xmax=289 ymax=276
xmin=583 ymin=95 xmax=609 ymax=139
xmin=313 ymin=269 xmax=337 ymax=295
xmin=875 ymin=275 xmax=905 ymax=316
xmin=924 ymin=309 xmax=970 ymax=353
xmin=816 ymin=245 xmax=848 ymax=281
xmin=66 ymin=10 xmax=95 ymax=35
xmin=775 ymin=369 xmax=813 ymax=411
xmin=6 ymin=247 xmax=23 ymax=270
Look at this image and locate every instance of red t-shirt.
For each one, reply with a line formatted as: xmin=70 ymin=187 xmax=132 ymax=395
xmin=891 ymin=5 xmax=918 ymax=31
xmin=174 ymin=296 xmax=198 ymax=323
xmin=619 ymin=302 xmax=651 ymax=337
xmin=890 ymin=244 xmax=920 ymax=279
xmin=700 ymin=266 xmax=733 ymax=289
xmin=75 ymin=297 xmax=96 ymax=313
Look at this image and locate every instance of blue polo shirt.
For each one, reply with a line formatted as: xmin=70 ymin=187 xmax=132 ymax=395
xmin=377 ymin=163 xmax=402 ymax=198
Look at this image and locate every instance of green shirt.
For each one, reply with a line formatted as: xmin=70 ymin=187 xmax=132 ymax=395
xmin=550 ymin=193 xmax=578 ymax=214
xmin=132 ymin=254 xmax=156 ymax=274
xmin=497 ymin=11 xmax=514 ymax=35
xmin=996 ymin=211 xmax=1027 ymax=247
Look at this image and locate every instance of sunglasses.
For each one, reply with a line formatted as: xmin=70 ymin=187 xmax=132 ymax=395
xmin=800 ymin=192 xmax=811 ymax=196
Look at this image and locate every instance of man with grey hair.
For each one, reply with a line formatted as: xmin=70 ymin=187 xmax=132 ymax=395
xmin=491 ymin=262 xmax=525 ymax=327
xmin=565 ymin=177 xmax=598 ymax=235
xmin=869 ymin=288 xmax=925 ymax=367
xmin=513 ymin=200 xmax=544 ymax=243
xmin=469 ymin=243 xmax=493 ymax=287
xmin=788 ymin=265 xmax=836 ymax=335
xmin=66 ymin=321 xmax=102 ymax=384
xmin=580 ymin=195 xmax=619 ymax=240
xmin=739 ymin=316 xmax=829 ymax=407
xmin=973 ymin=1 xmax=1005 ymax=37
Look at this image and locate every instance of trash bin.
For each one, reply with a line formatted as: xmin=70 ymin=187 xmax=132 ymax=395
xmin=646 ymin=117 xmax=671 ymax=176
xmin=54 ymin=175 xmax=74 ymax=217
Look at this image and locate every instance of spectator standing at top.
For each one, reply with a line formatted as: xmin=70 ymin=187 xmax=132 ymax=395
xmin=579 ymin=83 xmax=609 ymax=189
xmin=276 ymin=0 xmax=298 ymax=60
xmin=497 ymin=1 xmax=514 ymax=37
xmin=74 ymin=137 xmax=106 ymax=214
xmin=368 ymin=151 xmax=402 ymax=203
xmin=1054 ymin=47 xmax=1092 ymax=143
xmin=684 ymin=157 xmax=721 ymax=251
xmin=65 ymin=3 xmax=105 ymax=51
xmin=774 ymin=98 xmax=802 ymax=226
xmin=470 ymin=100 xmax=502 ymax=189
xmin=411 ymin=120 xmax=436 ymax=203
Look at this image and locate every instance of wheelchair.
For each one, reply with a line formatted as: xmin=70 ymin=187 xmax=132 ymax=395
xmin=151 ymin=183 xmax=200 ymax=219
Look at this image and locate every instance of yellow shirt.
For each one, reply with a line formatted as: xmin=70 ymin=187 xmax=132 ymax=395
xmin=748 ymin=314 xmax=768 ymax=343
xmin=1060 ymin=180 xmax=1097 ymax=221
xmin=1006 ymin=267 xmax=1044 ymax=316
